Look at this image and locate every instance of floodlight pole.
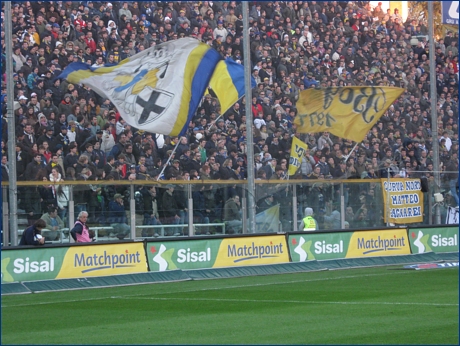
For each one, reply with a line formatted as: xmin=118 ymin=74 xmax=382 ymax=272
xmin=5 ymin=1 xmax=19 ymax=246
xmin=242 ymin=1 xmax=255 ymax=233
xmin=428 ymin=2 xmax=441 ymax=224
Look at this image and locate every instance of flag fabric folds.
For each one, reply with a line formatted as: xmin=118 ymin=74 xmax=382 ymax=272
xmin=58 ymin=38 xmax=249 ymax=137
xmin=288 ymin=137 xmax=308 ymax=176
xmin=208 ymin=58 xmax=246 ymax=115
xmin=255 ymin=205 xmax=280 ymax=233
xmin=294 ymin=87 xmax=405 ymax=142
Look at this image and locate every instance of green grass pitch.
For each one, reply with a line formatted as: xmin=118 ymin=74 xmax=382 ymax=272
xmin=2 ymin=265 xmax=458 ymax=345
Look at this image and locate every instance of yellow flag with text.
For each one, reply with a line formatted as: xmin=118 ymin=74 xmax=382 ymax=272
xmin=294 ymin=87 xmax=404 ymax=142
xmin=288 ymin=137 xmax=308 ymax=176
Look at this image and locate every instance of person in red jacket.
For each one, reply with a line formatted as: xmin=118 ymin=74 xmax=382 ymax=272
xmin=251 ymin=96 xmax=263 ymax=117
xmin=84 ymin=31 xmax=97 ymax=54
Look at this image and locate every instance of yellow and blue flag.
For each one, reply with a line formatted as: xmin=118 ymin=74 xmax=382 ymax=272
xmin=208 ymin=58 xmax=247 ymax=115
xmin=294 ymin=87 xmax=404 ymax=142
xmin=59 ymin=38 xmax=252 ymax=136
xmin=288 ymin=137 xmax=308 ymax=176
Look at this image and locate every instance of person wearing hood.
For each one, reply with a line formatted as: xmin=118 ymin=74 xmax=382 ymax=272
xmin=300 ymin=207 xmax=318 ymax=231
xmin=107 ymin=20 xmax=118 ymax=36
xmin=324 ymin=202 xmax=341 ymax=230
xmin=58 ymin=94 xmax=73 ymax=116
xmin=34 ymin=112 xmax=49 ymax=135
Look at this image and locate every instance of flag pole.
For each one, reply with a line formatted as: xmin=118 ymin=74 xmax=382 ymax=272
xmin=156 ymin=137 xmax=182 ymax=181
xmin=206 ymin=113 xmax=223 ymax=132
xmin=343 ymin=142 xmax=359 ymax=163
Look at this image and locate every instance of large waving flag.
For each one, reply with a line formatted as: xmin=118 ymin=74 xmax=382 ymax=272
xmin=59 ymin=38 xmax=250 ymax=136
xmin=294 ymin=87 xmax=404 ymax=142
xmin=288 ymin=137 xmax=308 ymax=176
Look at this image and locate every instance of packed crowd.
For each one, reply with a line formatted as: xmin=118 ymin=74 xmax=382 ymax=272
xmin=1 ymin=1 xmax=459 ymax=238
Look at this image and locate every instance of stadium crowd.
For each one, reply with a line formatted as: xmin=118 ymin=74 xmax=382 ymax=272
xmin=1 ymin=1 xmax=459 ymax=237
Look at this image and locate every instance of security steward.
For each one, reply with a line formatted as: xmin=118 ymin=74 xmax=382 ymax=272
xmin=299 ymin=207 xmax=318 ymax=231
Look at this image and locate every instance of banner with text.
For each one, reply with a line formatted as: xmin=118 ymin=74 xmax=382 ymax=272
xmin=381 ymin=178 xmax=424 ymax=224
xmin=56 ymin=243 xmax=148 ymax=278
xmin=289 ymin=232 xmax=352 ymax=261
xmin=289 ymin=229 xmax=410 ymax=261
xmin=147 ymin=235 xmax=289 ymax=271
xmin=215 ymin=235 xmax=289 ymax=267
xmin=288 ymin=137 xmax=308 ymax=176
xmin=1 ymin=247 xmax=67 ymax=283
xmin=442 ymin=1 xmax=459 ymax=25
xmin=347 ymin=229 xmax=411 ymax=257
xmin=1 ymin=243 xmax=148 ymax=283
xmin=446 ymin=206 xmax=459 ymax=224
xmin=408 ymin=226 xmax=459 ymax=254
xmin=147 ymin=239 xmax=221 ymax=271
xmin=294 ymin=87 xmax=404 ymax=142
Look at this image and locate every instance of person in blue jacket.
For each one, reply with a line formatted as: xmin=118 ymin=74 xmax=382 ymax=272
xmin=108 ymin=193 xmax=130 ymax=239
xmin=19 ymin=219 xmax=46 ymax=246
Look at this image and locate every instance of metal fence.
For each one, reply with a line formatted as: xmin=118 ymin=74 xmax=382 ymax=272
xmin=2 ymin=177 xmax=456 ymax=246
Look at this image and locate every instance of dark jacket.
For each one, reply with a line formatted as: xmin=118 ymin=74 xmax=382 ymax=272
xmin=108 ymin=200 xmax=128 ymax=224
xmin=161 ymin=190 xmax=179 ymax=218
xmin=24 ymin=187 xmax=43 ymax=217
xmin=19 ymin=225 xmax=43 ymax=246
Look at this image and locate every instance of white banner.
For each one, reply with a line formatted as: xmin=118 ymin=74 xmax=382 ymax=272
xmin=446 ymin=206 xmax=459 ymax=224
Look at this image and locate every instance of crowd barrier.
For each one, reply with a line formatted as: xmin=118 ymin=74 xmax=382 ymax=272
xmin=3 ymin=177 xmax=456 ymax=247
xmin=1 ymin=225 xmax=457 ymax=285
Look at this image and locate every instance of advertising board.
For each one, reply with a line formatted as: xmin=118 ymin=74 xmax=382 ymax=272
xmin=1 ymin=243 xmax=148 ymax=283
xmin=289 ymin=229 xmax=411 ymax=262
xmin=147 ymin=235 xmax=289 ymax=271
xmin=408 ymin=226 xmax=459 ymax=254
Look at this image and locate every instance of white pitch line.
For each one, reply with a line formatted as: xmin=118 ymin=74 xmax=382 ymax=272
xmin=117 ymin=296 xmax=459 ymax=307
xmin=0 ymin=270 xmax=446 ymax=308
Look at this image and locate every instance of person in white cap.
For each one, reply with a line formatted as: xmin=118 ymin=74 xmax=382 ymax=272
xmin=299 ymin=207 xmax=318 ymax=231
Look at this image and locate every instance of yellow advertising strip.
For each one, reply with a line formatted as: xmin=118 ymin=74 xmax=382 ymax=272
xmin=213 ymin=235 xmax=289 ymax=268
xmin=381 ymin=178 xmax=424 ymax=224
xmin=56 ymin=243 xmax=148 ymax=279
xmin=347 ymin=229 xmax=411 ymax=258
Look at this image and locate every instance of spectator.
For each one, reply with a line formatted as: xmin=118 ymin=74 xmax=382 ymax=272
xmin=323 ymin=202 xmax=341 ymax=230
xmin=192 ymin=185 xmax=210 ymax=234
xmin=19 ymin=219 xmax=46 ymax=246
xmin=161 ymin=184 xmax=183 ymax=236
xmin=139 ymin=186 xmax=162 ymax=237
xmin=4 ymin=1 xmax=458 ymax=236
xmin=107 ymin=193 xmax=131 ymax=239
xmin=223 ymin=194 xmax=242 ymax=233
xmin=40 ymin=205 xmax=65 ymax=241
